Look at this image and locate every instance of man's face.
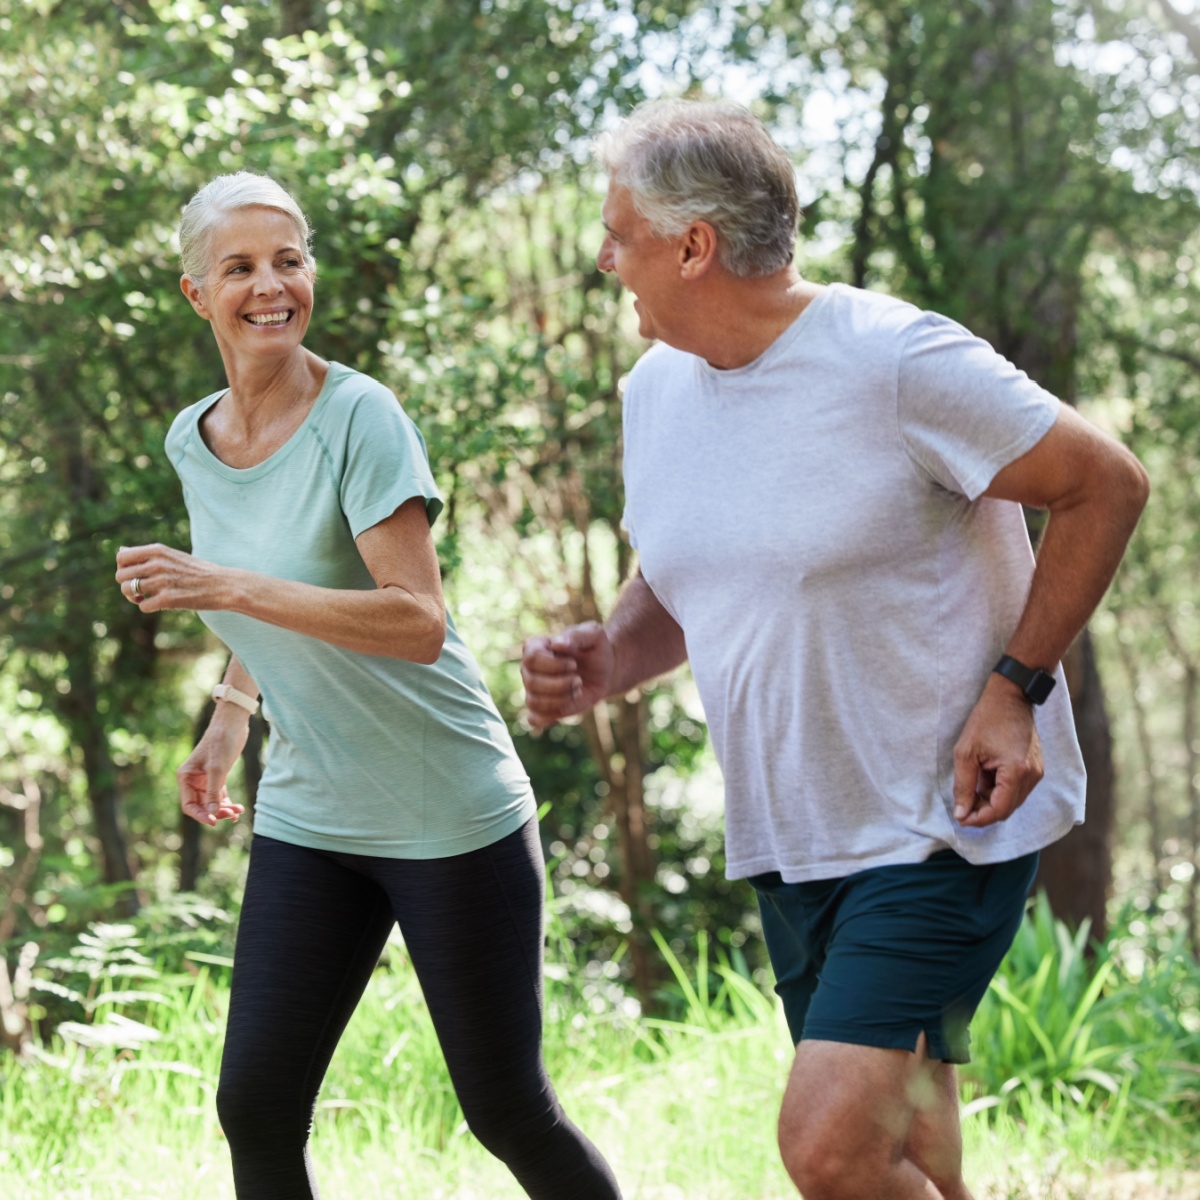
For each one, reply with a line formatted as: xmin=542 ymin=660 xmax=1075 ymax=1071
xmin=597 ymin=182 xmax=684 ymax=344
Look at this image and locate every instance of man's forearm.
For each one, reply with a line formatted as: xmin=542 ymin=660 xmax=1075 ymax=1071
xmin=1003 ymin=463 xmax=1148 ymax=674
xmin=605 ymin=572 xmax=688 ymax=696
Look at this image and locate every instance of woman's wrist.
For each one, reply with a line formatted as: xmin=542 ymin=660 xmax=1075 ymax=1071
xmin=210 ymin=693 xmax=255 ymax=727
xmin=212 ymin=682 xmax=259 ymax=716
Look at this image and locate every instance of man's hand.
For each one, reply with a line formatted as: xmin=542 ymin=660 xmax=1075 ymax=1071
xmin=521 ymin=621 xmax=615 ymax=730
xmin=952 ymin=675 xmax=1045 ymax=828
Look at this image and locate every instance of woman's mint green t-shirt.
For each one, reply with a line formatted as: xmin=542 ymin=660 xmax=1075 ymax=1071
xmin=165 ymin=362 xmax=536 ymax=858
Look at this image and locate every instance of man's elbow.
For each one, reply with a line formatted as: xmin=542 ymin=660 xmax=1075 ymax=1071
xmin=1113 ymin=446 xmax=1151 ymax=528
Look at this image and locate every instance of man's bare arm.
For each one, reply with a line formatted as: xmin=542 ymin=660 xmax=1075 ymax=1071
xmin=953 ymin=406 xmax=1149 ymax=827
xmin=522 ymin=571 xmax=687 ymax=729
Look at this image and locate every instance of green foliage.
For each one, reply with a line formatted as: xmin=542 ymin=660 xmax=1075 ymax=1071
xmin=14 ymin=893 xmax=234 ymax=1036
xmin=4 ymin=900 xmax=1200 ymax=1196
xmin=0 ymin=0 xmax=654 ymax=933
xmin=964 ymin=894 xmax=1200 ymax=1148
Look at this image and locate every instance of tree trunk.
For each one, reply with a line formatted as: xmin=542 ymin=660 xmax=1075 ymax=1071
xmin=280 ymin=0 xmax=319 ymax=37
xmin=1115 ymin=622 xmax=1167 ymax=893
xmin=1033 ymin=629 xmax=1114 ymax=939
xmin=1159 ymin=616 xmax=1200 ymax=956
xmin=0 ymin=776 xmax=42 ymax=1056
xmin=580 ymin=693 xmax=662 ymax=1013
xmin=1183 ymin=659 xmax=1200 ymax=958
xmin=60 ymin=644 xmax=139 ymax=916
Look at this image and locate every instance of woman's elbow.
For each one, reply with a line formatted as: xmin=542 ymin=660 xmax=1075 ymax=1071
xmin=410 ymin=607 xmax=447 ymax=665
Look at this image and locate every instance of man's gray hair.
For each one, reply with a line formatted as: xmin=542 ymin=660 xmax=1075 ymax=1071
xmin=179 ymin=172 xmax=315 ymax=285
xmin=595 ymin=99 xmax=800 ymax=278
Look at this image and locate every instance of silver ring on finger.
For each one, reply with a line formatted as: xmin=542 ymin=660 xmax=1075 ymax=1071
xmin=132 ymin=576 xmax=145 ymax=602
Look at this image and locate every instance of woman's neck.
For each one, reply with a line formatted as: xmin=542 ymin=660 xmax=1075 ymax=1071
xmin=219 ymin=348 xmax=327 ymax=430
xmin=200 ymin=348 xmax=329 ymax=468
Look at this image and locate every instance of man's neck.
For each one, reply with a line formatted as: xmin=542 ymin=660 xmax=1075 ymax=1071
xmin=671 ymin=271 xmax=824 ymax=370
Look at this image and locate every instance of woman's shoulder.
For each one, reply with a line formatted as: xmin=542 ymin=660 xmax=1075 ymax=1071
xmin=319 ymin=362 xmax=401 ymax=413
xmin=317 ymin=363 xmax=422 ymax=438
xmin=164 ymin=388 xmax=224 ymax=464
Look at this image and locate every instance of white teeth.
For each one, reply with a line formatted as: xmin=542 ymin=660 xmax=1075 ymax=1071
xmin=246 ymin=312 xmax=290 ymax=325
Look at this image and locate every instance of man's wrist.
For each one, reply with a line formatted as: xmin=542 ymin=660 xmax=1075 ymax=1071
xmin=992 ymin=654 xmax=1056 ymax=705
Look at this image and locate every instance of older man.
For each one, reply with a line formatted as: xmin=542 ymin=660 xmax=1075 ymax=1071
xmin=522 ymin=99 xmax=1147 ymax=1200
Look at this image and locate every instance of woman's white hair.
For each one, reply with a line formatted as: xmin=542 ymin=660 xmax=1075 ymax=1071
xmin=595 ymin=99 xmax=800 ymax=278
xmin=179 ymin=172 xmax=315 ymax=285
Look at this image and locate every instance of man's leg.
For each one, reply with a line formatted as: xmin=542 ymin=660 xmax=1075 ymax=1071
xmin=902 ymin=1042 xmax=972 ymax=1200
xmin=777 ymin=1036 xmax=972 ymax=1200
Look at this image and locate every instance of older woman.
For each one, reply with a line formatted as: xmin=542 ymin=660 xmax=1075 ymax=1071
xmin=115 ymin=172 xmax=621 ymax=1200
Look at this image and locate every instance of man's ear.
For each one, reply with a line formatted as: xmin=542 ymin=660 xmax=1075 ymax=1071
xmin=679 ymin=220 xmax=718 ymax=278
xmin=180 ymin=274 xmax=210 ymax=318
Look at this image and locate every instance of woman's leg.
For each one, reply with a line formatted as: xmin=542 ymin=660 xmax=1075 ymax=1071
xmin=217 ymin=835 xmax=395 ymax=1199
xmin=365 ymin=818 xmax=622 ymax=1199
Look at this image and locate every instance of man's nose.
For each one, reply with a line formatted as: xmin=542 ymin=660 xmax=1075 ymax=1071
xmin=597 ymin=237 xmax=614 ymax=273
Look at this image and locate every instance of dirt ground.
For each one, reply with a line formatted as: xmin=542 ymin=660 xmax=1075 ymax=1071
xmin=978 ymin=1166 xmax=1200 ymax=1199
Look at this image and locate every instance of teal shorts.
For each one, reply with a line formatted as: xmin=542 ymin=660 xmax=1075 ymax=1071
xmin=749 ymin=849 xmax=1038 ymax=1063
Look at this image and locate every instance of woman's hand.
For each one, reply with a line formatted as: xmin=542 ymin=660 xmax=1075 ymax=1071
xmin=178 ymin=710 xmax=249 ymax=827
xmin=116 ymin=543 xmax=237 ymax=613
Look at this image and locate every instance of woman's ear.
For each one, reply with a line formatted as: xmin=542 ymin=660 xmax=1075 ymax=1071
xmin=180 ymin=274 xmax=209 ymax=318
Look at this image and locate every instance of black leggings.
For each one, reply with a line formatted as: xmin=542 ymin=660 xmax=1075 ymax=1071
xmin=216 ymin=818 xmax=621 ymax=1199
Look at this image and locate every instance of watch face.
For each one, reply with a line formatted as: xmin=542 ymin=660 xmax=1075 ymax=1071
xmin=1028 ymin=672 xmax=1056 ymax=705
xmin=994 ymin=655 xmax=1056 ymax=704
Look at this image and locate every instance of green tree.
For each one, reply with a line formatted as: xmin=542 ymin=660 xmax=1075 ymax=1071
xmin=0 ymin=0 xmax=638 ymax=932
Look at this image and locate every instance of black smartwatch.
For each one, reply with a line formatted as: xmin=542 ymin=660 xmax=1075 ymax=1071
xmin=992 ymin=654 xmax=1056 ymax=705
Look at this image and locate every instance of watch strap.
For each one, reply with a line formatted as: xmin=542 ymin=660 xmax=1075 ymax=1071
xmin=212 ymin=683 xmax=260 ymax=715
xmin=993 ymin=655 xmax=1056 ymax=705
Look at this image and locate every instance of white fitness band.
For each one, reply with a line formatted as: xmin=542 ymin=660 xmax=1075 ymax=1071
xmin=212 ymin=683 xmax=260 ymax=715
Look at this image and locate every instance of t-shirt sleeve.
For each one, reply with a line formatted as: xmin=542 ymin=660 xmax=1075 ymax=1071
xmin=340 ymin=385 xmax=444 ymax=539
xmin=897 ymin=313 xmax=1060 ymax=500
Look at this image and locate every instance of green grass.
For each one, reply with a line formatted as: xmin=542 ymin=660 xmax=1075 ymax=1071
xmin=2 ymin=904 xmax=1199 ymax=1199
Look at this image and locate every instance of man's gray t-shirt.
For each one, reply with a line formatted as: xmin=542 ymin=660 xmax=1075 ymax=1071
xmin=622 ymin=283 xmax=1086 ymax=883
xmin=166 ymin=363 xmax=535 ymax=858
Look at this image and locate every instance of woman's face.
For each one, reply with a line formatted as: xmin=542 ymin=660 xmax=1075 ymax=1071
xmin=182 ymin=206 xmax=314 ymax=363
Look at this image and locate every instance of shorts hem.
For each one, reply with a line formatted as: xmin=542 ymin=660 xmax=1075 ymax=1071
xmin=800 ymin=1022 xmax=969 ymax=1065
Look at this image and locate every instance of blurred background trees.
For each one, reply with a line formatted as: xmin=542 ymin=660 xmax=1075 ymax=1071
xmin=2 ymin=0 xmax=1198 ymax=1033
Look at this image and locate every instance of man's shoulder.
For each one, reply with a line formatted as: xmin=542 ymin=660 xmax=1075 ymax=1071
xmin=823 ymin=282 xmax=930 ymax=336
xmin=625 ymin=340 xmax=693 ymax=391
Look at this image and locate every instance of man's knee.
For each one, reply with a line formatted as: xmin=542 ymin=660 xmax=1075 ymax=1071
xmin=777 ymin=1108 xmax=879 ymax=1200
xmin=776 ymin=1039 xmax=929 ymax=1198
